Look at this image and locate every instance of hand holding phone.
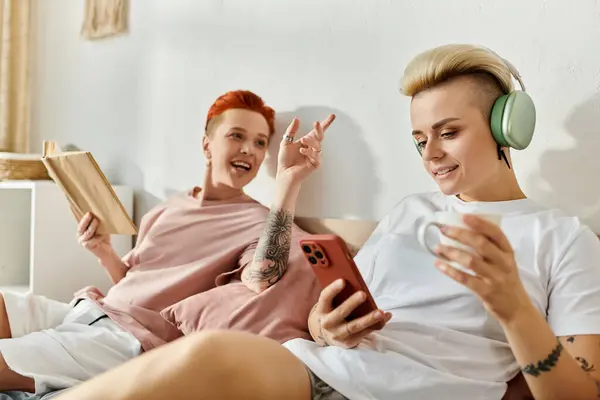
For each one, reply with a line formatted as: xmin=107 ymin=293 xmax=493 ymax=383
xmin=300 ymin=235 xmax=392 ymax=348
xmin=310 ymin=279 xmax=392 ymax=348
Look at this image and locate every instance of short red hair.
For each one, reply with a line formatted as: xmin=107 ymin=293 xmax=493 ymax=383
xmin=205 ymin=90 xmax=275 ymax=136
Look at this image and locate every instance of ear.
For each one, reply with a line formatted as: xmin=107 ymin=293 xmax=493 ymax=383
xmin=202 ymin=135 xmax=211 ymax=160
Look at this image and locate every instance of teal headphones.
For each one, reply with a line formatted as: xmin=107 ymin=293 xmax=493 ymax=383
xmin=414 ymin=49 xmax=536 ymax=165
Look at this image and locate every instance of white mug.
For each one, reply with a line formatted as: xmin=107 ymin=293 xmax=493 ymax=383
xmin=418 ymin=211 xmax=502 ymax=275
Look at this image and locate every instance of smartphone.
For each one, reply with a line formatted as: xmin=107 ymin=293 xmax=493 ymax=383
xmin=299 ymin=234 xmax=384 ymax=331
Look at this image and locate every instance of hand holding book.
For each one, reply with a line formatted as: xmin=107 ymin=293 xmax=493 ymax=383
xmin=41 ymin=140 xmax=137 ymax=236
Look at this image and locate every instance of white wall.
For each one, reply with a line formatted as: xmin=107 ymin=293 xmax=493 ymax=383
xmin=32 ymin=0 xmax=600 ymax=232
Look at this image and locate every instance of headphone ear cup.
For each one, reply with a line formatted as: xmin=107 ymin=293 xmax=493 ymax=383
xmin=490 ymin=91 xmax=536 ymax=150
xmin=490 ymin=94 xmax=511 ymax=147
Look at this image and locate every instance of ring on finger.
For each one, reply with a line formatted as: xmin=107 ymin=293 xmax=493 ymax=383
xmin=283 ymin=135 xmax=294 ymax=143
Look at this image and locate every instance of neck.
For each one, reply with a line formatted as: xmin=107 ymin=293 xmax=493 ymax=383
xmin=459 ymin=168 xmax=526 ymax=203
xmin=200 ymin=173 xmax=244 ymax=202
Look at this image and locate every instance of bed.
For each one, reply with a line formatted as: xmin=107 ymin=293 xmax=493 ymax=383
xmin=3 ymin=217 xmax=596 ymax=398
xmin=0 ymin=218 xmax=375 ymax=399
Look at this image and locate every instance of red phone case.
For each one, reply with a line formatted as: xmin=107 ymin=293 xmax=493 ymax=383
xmin=299 ymin=234 xmax=384 ymax=330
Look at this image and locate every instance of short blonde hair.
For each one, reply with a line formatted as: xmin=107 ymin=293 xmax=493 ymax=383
xmin=400 ymin=44 xmax=514 ymax=98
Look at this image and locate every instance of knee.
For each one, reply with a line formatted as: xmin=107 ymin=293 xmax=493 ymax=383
xmin=180 ymin=331 xmax=253 ymax=378
xmin=0 ymin=355 xmax=9 ymax=374
xmin=0 ymin=355 xmax=35 ymax=393
xmin=162 ymin=331 xmax=307 ymax=399
xmin=185 ymin=330 xmax=239 ymax=363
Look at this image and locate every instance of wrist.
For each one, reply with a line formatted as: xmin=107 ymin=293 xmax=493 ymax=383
xmin=308 ymin=308 xmax=327 ymax=346
xmin=275 ymin=170 xmax=301 ymax=189
xmin=98 ymin=248 xmax=119 ymax=266
xmin=498 ymin=299 xmax=541 ymax=330
xmin=273 ymin=177 xmax=301 ymax=211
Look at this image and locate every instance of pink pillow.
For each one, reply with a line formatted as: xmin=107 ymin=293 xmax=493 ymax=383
xmin=161 ymin=276 xmax=315 ymax=344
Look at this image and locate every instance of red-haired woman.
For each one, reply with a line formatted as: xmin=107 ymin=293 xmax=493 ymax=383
xmin=0 ymin=90 xmax=335 ymax=396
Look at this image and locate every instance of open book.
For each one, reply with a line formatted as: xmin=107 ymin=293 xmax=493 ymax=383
xmin=41 ymin=141 xmax=137 ymax=235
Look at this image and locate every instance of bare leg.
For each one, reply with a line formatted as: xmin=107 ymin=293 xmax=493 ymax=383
xmin=0 ymin=294 xmax=12 ymax=339
xmin=503 ymin=372 xmax=533 ymax=400
xmin=0 ymin=293 xmax=35 ymax=393
xmin=0 ymin=355 xmax=34 ymax=393
xmin=56 ymin=330 xmax=312 ymax=400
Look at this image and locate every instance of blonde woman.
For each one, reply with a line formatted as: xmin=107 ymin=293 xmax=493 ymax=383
xmin=57 ymin=45 xmax=600 ymax=400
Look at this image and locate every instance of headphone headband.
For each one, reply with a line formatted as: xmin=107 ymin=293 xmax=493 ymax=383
xmin=481 ymin=46 xmax=526 ymax=92
xmin=500 ymin=57 xmax=527 ymax=92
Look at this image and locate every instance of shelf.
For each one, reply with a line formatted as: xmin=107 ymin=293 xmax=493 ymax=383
xmin=0 ymin=181 xmax=133 ymax=302
xmin=0 ymin=285 xmax=30 ymax=295
xmin=0 ymin=180 xmax=55 ymax=190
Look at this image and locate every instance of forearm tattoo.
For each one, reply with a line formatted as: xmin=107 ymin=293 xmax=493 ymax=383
xmin=521 ymin=342 xmax=564 ymax=377
xmin=563 ymin=337 xmax=600 ymax=396
xmin=244 ymin=209 xmax=293 ymax=287
xmin=575 ymin=357 xmax=596 ymax=373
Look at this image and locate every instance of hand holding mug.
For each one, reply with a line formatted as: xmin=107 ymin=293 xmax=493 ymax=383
xmin=419 ymin=212 xmax=533 ymax=325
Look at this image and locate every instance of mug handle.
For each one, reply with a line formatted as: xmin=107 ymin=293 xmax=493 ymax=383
xmin=417 ymin=221 xmax=443 ymax=257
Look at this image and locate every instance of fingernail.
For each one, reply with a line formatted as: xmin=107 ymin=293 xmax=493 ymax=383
xmin=434 ymin=244 xmax=444 ymax=254
xmin=337 ymin=279 xmax=344 ymax=287
xmin=359 ymin=292 xmax=366 ymax=300
xmin=439 ymin=225 xmax=449 ymax=233
xmin=375 ymin=311 xmax=383 ymax=320
xmin=435 ymin=261 xmax=447 ymax=272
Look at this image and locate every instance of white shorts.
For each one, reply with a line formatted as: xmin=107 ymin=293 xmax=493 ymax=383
xmin=0 ymin=291 xmax=141 ymax=395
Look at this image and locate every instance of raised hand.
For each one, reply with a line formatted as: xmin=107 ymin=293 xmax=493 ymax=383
xmin=276 ymin=114 xmax=335 ymax=184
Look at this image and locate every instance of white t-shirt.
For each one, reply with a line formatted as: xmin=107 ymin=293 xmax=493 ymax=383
xmin=283 ymin=191 xmax=600 ymax=400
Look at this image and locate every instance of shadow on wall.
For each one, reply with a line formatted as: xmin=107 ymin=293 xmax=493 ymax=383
xmin=114 ymin=159 xmax=162 ymax=227
xmin=264 ymin=106 xmax=381 ymax=220
xmin=530 ymin=95 xmax=600 ymax=228
xmin=114 ymin=107 xmax=382 ymax=225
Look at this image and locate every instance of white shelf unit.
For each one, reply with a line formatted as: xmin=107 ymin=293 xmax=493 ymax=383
xmin=0 ymin=180 xmax=134 ymax=302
